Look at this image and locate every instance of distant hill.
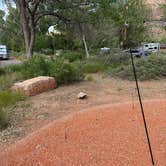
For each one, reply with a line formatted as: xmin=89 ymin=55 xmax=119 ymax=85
xmin=146 ymin=0 xmax=166 ymax=20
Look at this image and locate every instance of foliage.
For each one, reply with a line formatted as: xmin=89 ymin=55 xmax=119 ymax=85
xmin=82 ymin=50 xmax=130 ymax=73
xmin=109 ymin=54 xmax=166 ymax=80
xmin=34 ymin=35 xmax=53 ymax=54
xmin=19 ymin=56 xmax=51 ymax=79
xmin=0 ymin=64 xmax=23 ymax=91
xmin=110 ymin=0 xmax=150 ymax=47
xmin=0 ymin=0 xmax=151 ymax=55
xmin=0 ymin=91 xmax=25 ymax=109
xmin=60 ymin=50 xmax=85 ymax=62
xmin=0 ymin=72 xmax=22 ymax=91
xmin=0 ymin=67 xmax=6 ymax=75
xmin=15 ymin=55 xmax=84 ymax=84
xmin=0 ymin=91 xmax=25 ymax=129
xmin=86 ymin=75 xmax=94 ymax=81
xmin=0 ymin=7 xmax=24 ymax=52
xmin=49 ymin=59 xmax=84 ymax=84
xmin=0 ymin=109 xmax=9 ymax=130
xmin=83 ymin=61 xmax=108 ymax=73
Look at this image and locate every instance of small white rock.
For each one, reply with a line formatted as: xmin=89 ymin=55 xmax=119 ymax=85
xmin=77 ymin=92 xmax=87 ymax=99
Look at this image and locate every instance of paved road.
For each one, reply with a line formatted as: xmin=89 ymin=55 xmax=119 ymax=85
xmin=0 ymin=59 xmax=22 ymax=68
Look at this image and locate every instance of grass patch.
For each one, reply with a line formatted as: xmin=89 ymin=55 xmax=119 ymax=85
xmin=0 ymin=91 xmax=25 ymax=130
xmin=0 ymin=91 xmax=25 ymax=109
xmin=0 ymin=68 xmax=6 ymax=75
xmin=0 ymin=109 xmax=9 ymax=130
xmin=0 ymin=72 xmax=22 ymax=91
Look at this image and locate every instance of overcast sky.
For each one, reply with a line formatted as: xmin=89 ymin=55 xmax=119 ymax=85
xmin=0 ymin=1 xmax=8 ymax=13
xmin=0 ymin=1 xmax=5 ymax=9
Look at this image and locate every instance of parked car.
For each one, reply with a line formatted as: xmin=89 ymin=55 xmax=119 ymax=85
xmin=0 ymin=45 xmax=9 ymax=60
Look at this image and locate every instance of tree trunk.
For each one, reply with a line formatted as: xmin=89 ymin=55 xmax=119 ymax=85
xmin=26 ymin=19 xmax=35 ymax=58
xmin=26 ymin=42 xmax=33 ymax=58
xmin=17 ymin=0 xmax=34 ymax=58
xmin=83 ymin=35 xmax=90 ymax=58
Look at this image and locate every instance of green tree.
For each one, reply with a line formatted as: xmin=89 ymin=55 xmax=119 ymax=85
xmin=4 ymin=0 xmax=97 ymax=58
xmin=0 ymin=9 xmax=6 ymax=43
xmin=1 ymin=7 xmax=24 ymax=51
xmin=110 ymin=0 xmax=150 ymax=48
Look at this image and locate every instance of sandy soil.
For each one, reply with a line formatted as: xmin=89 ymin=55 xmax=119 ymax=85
xmin=0 ymin=74 xmax=165 ymax=165
xmin=0 ymin=99 xmax=165 ymax=166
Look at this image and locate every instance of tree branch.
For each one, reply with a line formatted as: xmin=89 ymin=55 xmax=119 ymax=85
xmin=35 ymin=11 xmax=71 ymax=24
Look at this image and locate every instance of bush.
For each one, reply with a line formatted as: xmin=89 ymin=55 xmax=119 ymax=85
xmin=97 ymin=50 xmax=130 ymax=64
xmin=5 ymin=64 xmax=23 ymax=73
xmin=0 ymin=109 xmax=9 ymax=130
xmin=0 ymin=91 xmax=25 ymax=109
xmin=13 ymin=55 xmax=84 ymax=85
xmin=60 ymin=50 xmax=85 ymax=62
xmin=109 ymin=54 xmax=166 ymax=80
xmin=0 ymin=67 xmax=6 ymax=76
xmin=19 ymin=55 xmax=51 ymax=79
xmin=0 ymin=72 xmax=22 ymax=91
xmin=83 ymin=62 xmax=108 ymax=73
xmin=0 ymin=91 xmax=25 ymax=130
xmin=81 ymin=51 xmax=130 ymax=74
xmin=49 ymin=60 xmax=84 ymax=84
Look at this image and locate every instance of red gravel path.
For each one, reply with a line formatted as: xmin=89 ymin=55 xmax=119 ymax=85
xmin=0 ymin=99 xmax=166 ymax=166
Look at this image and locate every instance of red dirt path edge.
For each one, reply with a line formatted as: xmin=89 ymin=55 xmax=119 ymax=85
xmin=0 ymin=99 xmax=165 ymax=166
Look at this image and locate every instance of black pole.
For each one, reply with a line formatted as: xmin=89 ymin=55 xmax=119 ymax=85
xmin=130 ymin=49 xmax=155 ymax=166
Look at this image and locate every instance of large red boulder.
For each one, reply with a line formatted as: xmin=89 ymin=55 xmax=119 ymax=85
xmin=11 ymin=76 xmax=57 ymax=96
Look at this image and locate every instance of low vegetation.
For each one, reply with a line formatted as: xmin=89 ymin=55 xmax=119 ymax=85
xmin=109 ymin=54 xmax=166 ymax=80
xmin=0 ymin=51 xmax=166 ymax=130
xmin=0 ymin=91 xmax=25 ymax=129
xmin=13 ymin=55 xmax=85 ymax=84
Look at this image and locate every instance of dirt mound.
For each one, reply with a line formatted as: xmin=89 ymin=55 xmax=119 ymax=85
xmin=0 ymin=100 xmax=165 ymax=166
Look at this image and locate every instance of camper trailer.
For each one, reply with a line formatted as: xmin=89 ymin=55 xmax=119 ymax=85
xmin=142 ymin=43 xmax=160 ymax=53
xmin=0 ymin=45 xmax=8 ymax=60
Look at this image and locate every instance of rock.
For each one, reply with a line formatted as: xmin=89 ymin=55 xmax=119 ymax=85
xmin=77 ymin=92 xmax=87 ymax=99
xmin=11 ymin=76 xmax=57 ymax=96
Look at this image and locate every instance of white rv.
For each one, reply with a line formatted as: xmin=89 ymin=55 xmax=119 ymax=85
xmin=143 ymin=43 xmax=160 ymax=53
xmin=0 ymin=45 xmax=9 ymax=60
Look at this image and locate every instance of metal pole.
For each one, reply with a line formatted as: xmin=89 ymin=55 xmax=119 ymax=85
xmin=130 ymin=48 xmax=155 ymax=166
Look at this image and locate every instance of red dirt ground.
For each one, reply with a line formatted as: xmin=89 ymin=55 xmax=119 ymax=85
xmin=0 ymin=99 xmax=165 ymax=166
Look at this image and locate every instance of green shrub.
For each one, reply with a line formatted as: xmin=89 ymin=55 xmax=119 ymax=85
xmin=0 ymin=109 xmax=9 ymax=130
xmin=20 ymin=55 xmax=51 ymax=79
xmin=0 ymin=67 xmax=6 ymax=76
xmin=109 ymin=54 xmax=166 ymax=80
xmin=86 ymin=75 xmax=94 ymax=81
xmin=0 ymin=91 xmax=25 ymax=130
xmin=49 ymin=60 xmax=84 ymax=84
xmin=61 ymin=50 xmax=85 ymax=62
xmin=5 ymin=64 xmax=23 ymax=73
xmin=83 ymin=62 xmax=108 ymax=73
xmin=13 ymin=55 xmax=84 ymax=85
xmin=97 ymin=51 xmax=130 ymax=65
xmin=0 ymin=91 xmax=25 ymax=109
xmin=0 ymin=73 xmax=22 ymax=91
